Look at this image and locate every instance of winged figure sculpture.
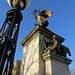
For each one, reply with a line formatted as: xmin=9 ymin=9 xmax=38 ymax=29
xmin=32 ymin=9 xmax=53 ymax=27
xmin=37 ymin=10 xmax=53 ymax=27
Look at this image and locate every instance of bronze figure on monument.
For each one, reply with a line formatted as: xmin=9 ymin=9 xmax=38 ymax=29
xmin=32 ymin=9 xmax=53 ymax=27
xmin=41 ymin=34 xmax=71 ymax=57
xmin=32 ymin=9 xmax=71 ymax=57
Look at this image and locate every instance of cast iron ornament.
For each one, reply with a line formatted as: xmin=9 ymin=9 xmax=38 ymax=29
xmin=0 ymin=0 xmax=31 ymax=74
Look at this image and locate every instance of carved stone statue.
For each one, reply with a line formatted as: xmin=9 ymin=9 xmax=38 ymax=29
xmin=41 ymin=35 xmax=71 ymax=57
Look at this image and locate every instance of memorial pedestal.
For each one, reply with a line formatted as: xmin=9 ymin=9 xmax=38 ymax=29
xmin=42 ymin=51 xmax=72 ymax=75
xmin=20 ymin=25 xmax=72 ymax=75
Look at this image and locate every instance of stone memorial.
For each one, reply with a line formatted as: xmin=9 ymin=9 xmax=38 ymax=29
xmin=20 ymin=10 xmax=72 ymax=75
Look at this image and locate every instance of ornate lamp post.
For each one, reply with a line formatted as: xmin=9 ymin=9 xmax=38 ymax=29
xmin=0 ymin=0 xmax=31 ymax=74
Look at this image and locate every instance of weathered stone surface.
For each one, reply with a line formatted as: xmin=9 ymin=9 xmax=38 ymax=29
xmin=12 ymin=60 xmax=21 ymax=75
xmin=21 ymin=32 xmax=44 ymax=75
xmin=42 ymin=51 xmax=72 ymax=75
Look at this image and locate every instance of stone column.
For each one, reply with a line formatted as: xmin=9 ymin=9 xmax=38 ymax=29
xmin=20 ymin=25 xmax=72 ymax=75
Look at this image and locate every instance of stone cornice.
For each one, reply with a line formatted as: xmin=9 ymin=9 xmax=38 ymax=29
xmin=20 ymin=25 xmax=65 ymax=46
xmin=42 ymin=51 xmax=72 ymax=65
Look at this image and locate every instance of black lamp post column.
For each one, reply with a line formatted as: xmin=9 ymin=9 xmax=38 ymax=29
xmin=0 ymin=0 xmax=31 ymax=74
xmin=0 ymin=8 xmax=23 ymax=75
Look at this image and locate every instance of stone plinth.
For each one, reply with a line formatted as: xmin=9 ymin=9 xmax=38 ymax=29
xmin=42 ymin=51 xmax=72 ymax=75
xmin=20 ymin=25 xmax=72 ymax=75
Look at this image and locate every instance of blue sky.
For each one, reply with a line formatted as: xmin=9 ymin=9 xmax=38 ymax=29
xmin=0 ymin=0 xmax=75 ymax=71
